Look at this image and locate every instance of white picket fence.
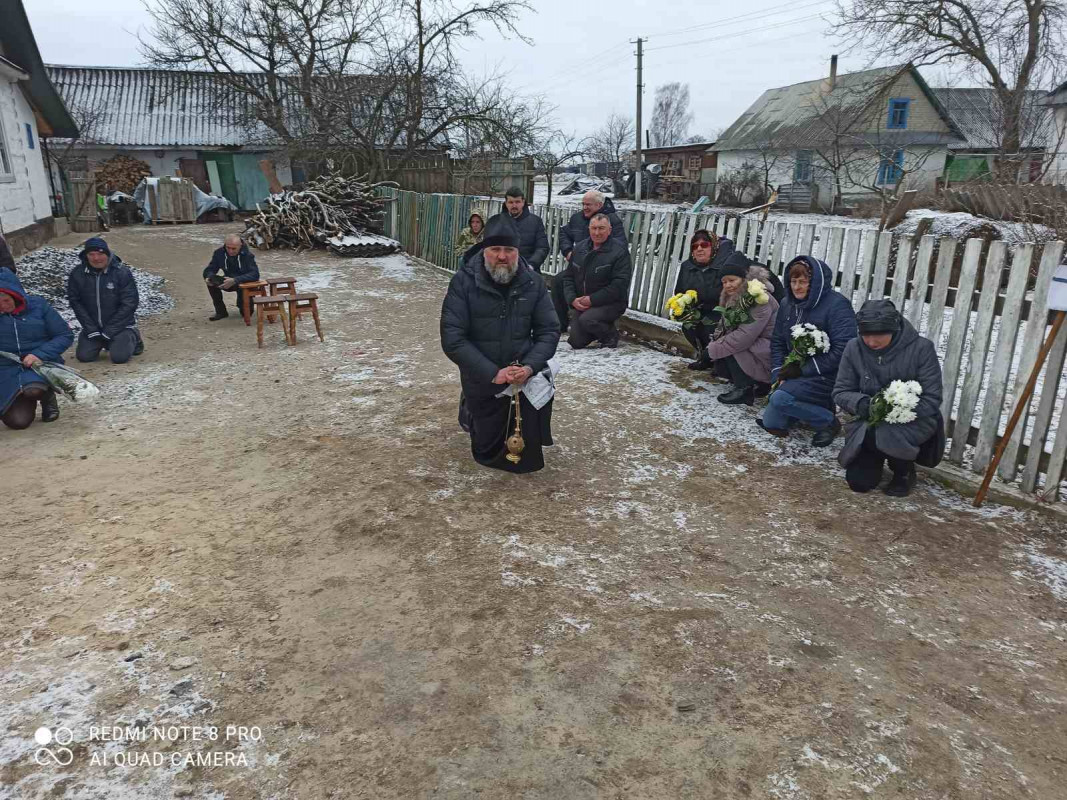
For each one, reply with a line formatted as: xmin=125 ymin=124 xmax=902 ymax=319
xmin=380 ymin=189 xmax=1067 ymax=503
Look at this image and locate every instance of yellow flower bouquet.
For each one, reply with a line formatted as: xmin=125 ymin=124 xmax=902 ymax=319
xmin=665 ymin=290 xmax=709 ymax=329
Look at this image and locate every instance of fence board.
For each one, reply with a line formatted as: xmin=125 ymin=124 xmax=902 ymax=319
xmin=725 ymin=217 xmax=738 ymax=242
xmin=948 ymin=241 xmax=1007 ymax=465
xmin=630 ymin=212 xmax=653 ymax=308
xmin=1032 ymin=326 xmax=1067 ymax=498
xmin=906 ymin=235 xmax=936 ymax=330
xmin=811 ymin=225 xmax=828 ymax=261
xmin=640 ymin=212 xmax=670 ymax=311
xmin=825 ymin=227 xmax=845 ymax=281
xmin=663 ymin=213 xmax=698 ymax=314
xmin=782 ymin=224 xmax=801 ymax=267
xmin=868 ymin=231 xmax=894 ymax=301
xmin=998 ymin=243 xmax=1062 ymax=480
xmin=839 ymin=229 xmax=861 ymax=294
xmin=769 ymin=222 xmax=788 ymax=276
xmin=798 ymin=224 xmax=816 ymax=259
xmin=746 ymin=220 xmax=761 ymax=259
xmin=889 ymin=236 xmax=913 ymax=310
xmin=973 ymin=244 xmax=1033 ymax=471
xmin=925 ymin=239 xmax=957 ymax=348
xmin=938 ymin=239 xmax=983 ymax=427
xmin=736 ymin=219 xmax=749 ymax=259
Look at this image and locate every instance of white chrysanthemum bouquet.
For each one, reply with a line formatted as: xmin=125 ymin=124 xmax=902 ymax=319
xmin=868 ymin=379 xmax=922 ymax=426
xmin=715 ymin=279 xmax=770 ymax=331
xmin=778 ymin=322 xmax=831 ymax=378
xmin=0 ymin=351 xmax=101 ymax=403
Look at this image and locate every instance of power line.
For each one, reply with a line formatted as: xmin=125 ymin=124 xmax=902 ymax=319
xmin=645 ymin=25 xmax=827 ymax=72
xmin=644 ymin=13 xmax=828 ymax=52
xmin=645 ymin=0 xmax=833 ymax=41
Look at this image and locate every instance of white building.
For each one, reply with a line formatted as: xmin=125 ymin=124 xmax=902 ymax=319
xmin=0 ymin=0 xmax=78 ymax=254
xmin=1041 ymin=82 xmax=1067 ymax=184
xmin=712 ymin=62 xmax=965 ymax=212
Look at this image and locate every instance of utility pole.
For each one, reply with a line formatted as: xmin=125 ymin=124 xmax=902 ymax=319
xmin=633 ymin=37 xmax=644 ymax=202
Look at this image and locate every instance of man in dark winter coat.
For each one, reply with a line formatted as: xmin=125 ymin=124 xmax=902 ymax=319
xmin=553 ymin=190 xmax=628 ymax=331
xmin=501 ymin=187 xmax=549 ymax=271
xmin=833 ymin=299 xmax=945 ymax=497
xmin=440 ymin=215 xmax=560 ymax=473
xmin=562 ymin=214 xmax=632 ymax=349
xmin=761 ymin=255 xmax=857 ymax=447
xmin=203 ymin=234 xmax=261 ymax=321
xmin=0 ymin=233 xmax=15 ymax=273
xmin=673 ymin=229 xmax=740 ymax=368
xmin=67 ymin=237 xmax=143 ymax=364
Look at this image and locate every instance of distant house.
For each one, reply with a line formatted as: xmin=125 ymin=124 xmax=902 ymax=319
xmin=0 ymin=0 xmax=78 ymax=254
xmin=635 ymin=142 xmax=717 ymax=200
xmin=1041 ymin=82 xmax=1067 ymax=184
xmin=934 ymin=88 xmax=1054 ymax=184
xmin=45 ymin=65 xmax=295 ymax=210
xmin=712 ymin=61 xmax=965 ymax=211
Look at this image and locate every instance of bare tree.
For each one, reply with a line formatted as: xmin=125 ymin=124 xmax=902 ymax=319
xmin=684 ymin=134 xmax=709 ymax=144
xmin=833 ymin=0 xmax=1067 ymax=179
xmin=46 ymin=102 xmax=106 ymax=177
xmin=532 ymin=131 xmax=586 ymax=207
xmin=587 ymin=113 xmax=634 ymax=182
xmin=649 ymin=82 xmax=694 ymax=147
xmin=141 ymin=0 xmax=537 ymax=181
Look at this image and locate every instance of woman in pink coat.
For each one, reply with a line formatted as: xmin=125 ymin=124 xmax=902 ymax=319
xmin=706 ymin=257 xmax=779 ymax=405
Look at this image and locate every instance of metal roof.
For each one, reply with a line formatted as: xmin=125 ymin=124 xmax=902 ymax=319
xmin=713 ymin=64 xmax=964 ymax=152
xmin=0 ymin=0 xmax=78 ymax=137
xmin=933 ymin=88 xmax=1052 ymax=151
xmin=45 ymin=65 xmax=286 ymax=148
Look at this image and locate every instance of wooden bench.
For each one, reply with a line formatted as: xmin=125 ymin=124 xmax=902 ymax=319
xmin=252 ymin=295 xmax=292 ymax=348
xmin=283 ymin=293 xmax=324 ymax=344
xmin=238 ymin=280 xmax=269 ymax=326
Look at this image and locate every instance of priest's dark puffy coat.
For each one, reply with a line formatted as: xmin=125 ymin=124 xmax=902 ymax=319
xmin=497 ymin=203 xmax=549 ymax=270
xmin=833 ymin=307 xmax=944 ymax=466
xmin=558 ymin=198 xmax=627 ymax=257
xmin=770 ymin=255 xmax=857 ymax=409
xmin=0 ymin=268 xmax=74 ymax=414
xmin=440 ymin=249 xmax=560 ymax=398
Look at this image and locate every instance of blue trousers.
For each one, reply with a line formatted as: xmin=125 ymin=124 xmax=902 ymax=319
xmin=762 ymin=388 xmax=835 ymax=430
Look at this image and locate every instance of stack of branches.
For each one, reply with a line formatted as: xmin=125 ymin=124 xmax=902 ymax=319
xmin=242 ymin=172 xmax=398 ymax=251
xmin=96 ymin=155 xmax=153 ymax=195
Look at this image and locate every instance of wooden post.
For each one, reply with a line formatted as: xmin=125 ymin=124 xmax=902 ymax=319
xmin=974 ymin=310 xmax=1067 ymax=507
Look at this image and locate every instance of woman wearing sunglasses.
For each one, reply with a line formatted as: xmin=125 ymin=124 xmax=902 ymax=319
xmin=672 ymin=229 xmax=739 ymax=369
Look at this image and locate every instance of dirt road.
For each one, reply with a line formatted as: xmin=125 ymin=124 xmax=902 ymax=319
xmin=2 ymin=223 xmax=1066 ymax=799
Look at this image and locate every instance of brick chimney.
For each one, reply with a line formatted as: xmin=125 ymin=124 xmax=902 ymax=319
xmin=830 ymin=54 xmax=838 ymax=90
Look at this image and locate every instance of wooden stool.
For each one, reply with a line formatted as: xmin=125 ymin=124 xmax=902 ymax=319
xmin=284 ymin=293 xmax=324 ymax=344
xmin=239 ymin=281 xmax=268 ymax=326
xmin=267 ymin=277 xmax=298 ymax=297
xmin=253 ymin=295 xmax=291 ymax=348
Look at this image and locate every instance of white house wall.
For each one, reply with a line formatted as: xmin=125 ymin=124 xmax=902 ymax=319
xmin=0 ymin=79 xmax=53 ymax=233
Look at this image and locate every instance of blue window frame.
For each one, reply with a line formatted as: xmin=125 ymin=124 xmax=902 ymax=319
xmin=876 ymin=150 xmax=904 ymax=185
xmin=887 ymin=98 xmax=910 ymax=129
xmin=793 ymin=149 xmax=812 ymax=182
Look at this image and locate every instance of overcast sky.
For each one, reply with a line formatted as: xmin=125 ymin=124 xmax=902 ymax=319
xmin=26 ymin=0 xmax=962 ymax=140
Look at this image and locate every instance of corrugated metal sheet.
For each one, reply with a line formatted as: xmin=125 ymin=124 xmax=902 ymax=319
xmin=714 ymin=64 xmax=963 ymax=152
xmin=933 ymin=88 xmax=1052 ymax=151
xmin=45 ymin=65 xmax=283 ymax=147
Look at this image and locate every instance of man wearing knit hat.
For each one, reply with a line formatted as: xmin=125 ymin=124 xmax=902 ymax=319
xmin=440 ymin=215 xmax=560 ymax=473
xmin=67 ymin=237 xmax=144 ymax=364
xmin=833 ymin=299 xmax=945 ymax=497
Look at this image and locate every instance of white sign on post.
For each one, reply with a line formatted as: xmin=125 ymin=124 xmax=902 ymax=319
xmin=1051 ymin=264 xmax=1067 ymax=312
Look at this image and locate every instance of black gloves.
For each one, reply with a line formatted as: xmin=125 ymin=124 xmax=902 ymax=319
xmin=856 ymin=397 xmax=871 ymax=421
xmin=778 ymin=362 xmax=802 ymax=380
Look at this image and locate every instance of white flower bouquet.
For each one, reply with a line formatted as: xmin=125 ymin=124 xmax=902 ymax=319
xmin=0 ymin=351 xmax=101 ymax=403
xmin=780 ymin=322 xmax=831 ymax=373
xmin=868 ymin=379 xmax=922 ymax=426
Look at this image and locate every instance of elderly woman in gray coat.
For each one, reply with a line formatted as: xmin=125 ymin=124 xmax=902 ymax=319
xmin=832 ymin=299 xmax=944 ymax=497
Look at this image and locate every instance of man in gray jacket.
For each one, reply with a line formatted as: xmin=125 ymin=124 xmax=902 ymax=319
xmin=832 ymin=299 xmax=944 ymax=497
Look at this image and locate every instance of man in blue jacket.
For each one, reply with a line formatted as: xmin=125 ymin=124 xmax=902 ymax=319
xmin=67 ymin=238 xmax=143 ymax=364
xmin=203 ymin=234 xmax=260 ymax=321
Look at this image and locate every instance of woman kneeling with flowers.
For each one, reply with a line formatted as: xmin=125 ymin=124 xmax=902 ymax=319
xmin=832 ymin=299 xmax=945 ymax=497
xmin=705 ymin=255 xmax=779 ymax=405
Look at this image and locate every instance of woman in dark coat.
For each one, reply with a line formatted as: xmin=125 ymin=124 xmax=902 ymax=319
xmin=0 ymin=267 xmax=74 ymax=429
xmin=672 ymin=229 xmax=738 ymax=369
xmin=833 ymin=299 xmax=945 ymax=497
xmin=761 ymin=255 xmax=858 ymax=447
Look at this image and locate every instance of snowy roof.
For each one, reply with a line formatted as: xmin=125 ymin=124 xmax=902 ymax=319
xmin=933 ymin=88 xmax=1053 ymax=151
xmin=45 ymin=65 xmax=290 ymax=148
xmin=713 ymin=64 xmax=964 ymax=152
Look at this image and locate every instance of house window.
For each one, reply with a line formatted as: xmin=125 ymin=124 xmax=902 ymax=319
xmin=25 ymin=123 xmax=34 ymax=150
xmin=794 ymin=150 xmax=812 ymax=182
xmin=0 ymin=116 xmax=12 ymax=180
xmin=688 ymin=155 xmax=701 ymax=169
xmin=887 ymin=98 xmax=910 ymax=129
xmin=877 ymin=150 xmax=905 ymax=185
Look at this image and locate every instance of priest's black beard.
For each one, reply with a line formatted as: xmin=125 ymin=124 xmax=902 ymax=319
xmin=484 ymin=256 xmax=518 ymax=285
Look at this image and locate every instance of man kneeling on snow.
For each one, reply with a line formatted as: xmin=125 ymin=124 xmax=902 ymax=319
xmin=561 ymin=214 xmax=632 ymax=349
xmin=67 ymin=237 xmax=143 ymax=364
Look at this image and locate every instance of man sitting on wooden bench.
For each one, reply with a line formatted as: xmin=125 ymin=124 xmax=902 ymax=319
xmin=203 ymin=234 xmax=260 ymax=321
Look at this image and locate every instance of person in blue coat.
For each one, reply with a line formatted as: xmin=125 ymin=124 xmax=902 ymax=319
xmin=759 ymin=255 xmax=858 ymax=447
xmin=67 ymin=238 xmax=143 ymax=364
xmin=0 ymin=267 xmax=73 ymax=429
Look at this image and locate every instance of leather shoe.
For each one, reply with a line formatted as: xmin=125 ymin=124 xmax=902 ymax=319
xmin=718 ymin=385 xmax=754 ymax=405
xmin=811 ymin=416 xmax=842 ymax=447
xmin=756 ymin=418 xmax=788 ymax=437
xmin=883 ymin=466 xmax=917 ymax=497
xmin=209 ymin=311 xmax=229 ymax=321
xmin=686 ymin=358 xmax=712 ymax=371
xmin=40 ymin=390 xmax=60 ymax=423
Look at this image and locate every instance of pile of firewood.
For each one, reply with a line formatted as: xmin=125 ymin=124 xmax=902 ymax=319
xmin=96 ymin=155 xmax=153 ymax=195
xmin=242 ymin=172 xmax=398 ymax=252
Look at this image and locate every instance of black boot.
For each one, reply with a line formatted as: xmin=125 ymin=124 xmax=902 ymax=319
xmin=718 ymin=385 xmax=755 ymax=405
xmin=883 ymin=464 xmax=917 ymax=497
xmin=687 ymin=351 xmax=712 ymax=370
xmin=209 ymin=309 xmax=229 ymax=321
xmin=754 ymin=382 xmax=771 ymax=398
xmin=811 ymin=416 xmax=842 ymax=447
xmin=40 ymin=390 xmax=60 ymax=423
